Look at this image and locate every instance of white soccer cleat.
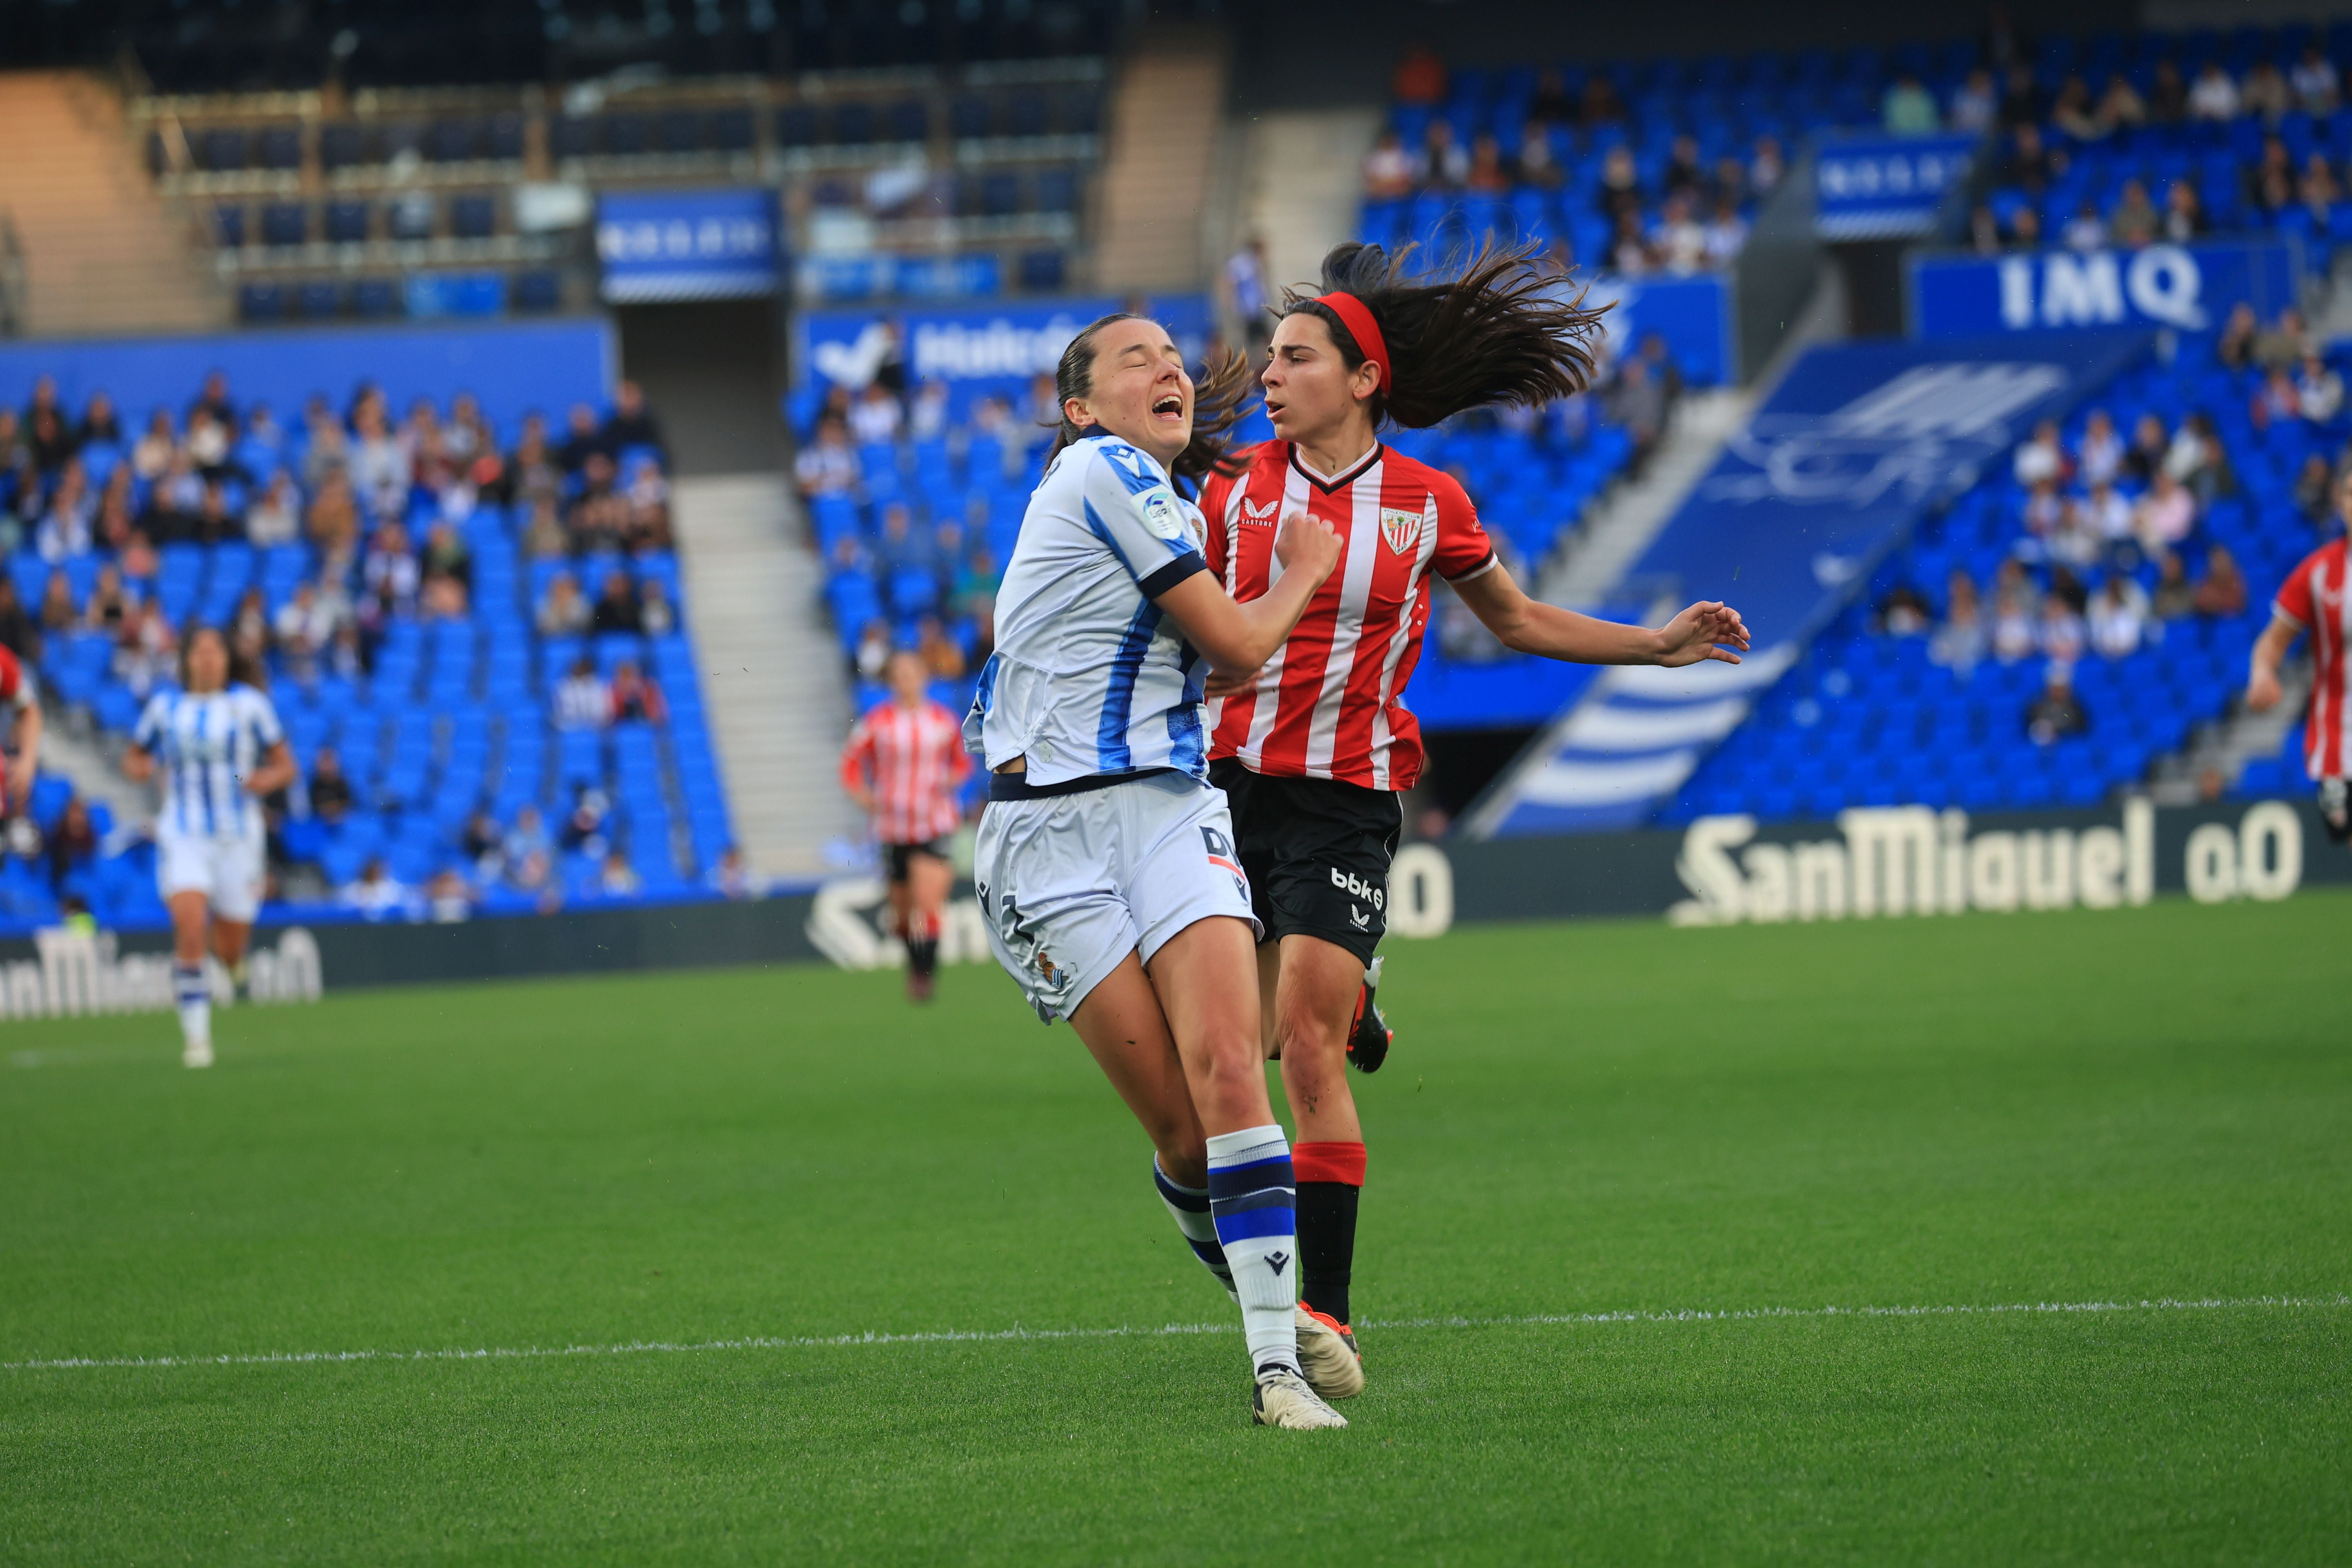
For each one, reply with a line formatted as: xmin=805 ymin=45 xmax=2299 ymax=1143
xmin=1252 ymin=1366 xmax=1349 ymax=1429
xmin=1295 ymin=1304 xmax=1365 ymax=1400
xmin=182 ymin=1038 xmax=214 ymax=1069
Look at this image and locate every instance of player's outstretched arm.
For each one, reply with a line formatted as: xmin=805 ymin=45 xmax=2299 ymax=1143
xmin=242 ymin=741 xmax=299 ymax=799
xmin=2245 ymin=613 xmax=2302 ymax=712
xmin=1156 ymin=511 xmax=1343 ymax=675
xmin=1453 ymin=562 xmax=1750 ymax=666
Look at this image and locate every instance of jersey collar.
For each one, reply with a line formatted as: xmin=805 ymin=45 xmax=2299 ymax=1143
xmin=1287 ymin=441 xmax=1385 ymax=495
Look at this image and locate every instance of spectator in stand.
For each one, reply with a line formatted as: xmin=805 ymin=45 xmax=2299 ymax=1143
xmin=2294 ymin=43 xmax=2341 ymax=113
xmin=914 ymin=613 xmax=966 ymax=680
xmin=2061 ymin=201 xmax=2107 ymax=251
xmin=597 ymin=849 xmax=642 ymax=898
xmin=2256 ymin=307 xmax=2314 ymax=371
xmin=2096 ymin=72 xmax=2148 ymax=133
xmin=422 ymin=866 xmax=474 ymax=923
xmin=504 ymin=804 xmax=552 ymax=868
xmin=1597 ymin=144 xmax=1644 ymax=226
xmin=2253 ymin=366 xmax=2300 ymax=430
xmin=608 ymin=659 xmax=667 ymax=724
xmin=131 ymin=408 xmax=174 ymax=482
xmin=77 ymin=391 xmax=122 ymax=450
xmin=305 ymin=471 xmax=360 ymax=564
xmin=349 ymin=399 xmax=410 ymax=520
xmin=1363 ymin=130 xmax=1418 ymax=200
xmin=1392 ymin=42 xmax=1445 ymax=105
xmin=1702 ymin=199 xmax=1749 ymax=269
xmin=2298 ymin=354 xmax=2345 ymax=425
xmin=27 ymin=405 xmax=76 ymax=476
xmin=115 ymin=599 xmax=174 ymax=695
xmin=1991 ymin=570 xmax=2039 ymax=663
xmin=637 ymin=577 xmax=676 ymax=638
xmin=341 ymin=856 xmax=410 ymax=920
xmin=907 ymin=381 xmax=950 ymax=444
xmin=1884 ymin=72 xmax=1940 ymax=134
xmin=1967 ymin=203 xmax=2004 ymax=256
xmin=359 ymin=520 xmax=420 ymax=631
xmin=2243 ymin=60 xmax=2290 ymax=123
xmin=2151 ymin=551 xmax=2196 ymax=620
xmin=2187 ymin=61 xmax=2241 ymax=122
xmin=1609 ymin=211 xmax=1653 ymax=275
xmin=589 ymin=569 xmax=642 ymax=635
xmin=560 ymin=782 xmax=610 ymax=857
xmin=1998 ymin=123 xmax=2056 ymax=196
xmin=2082 ymin=478 xmax=2132 ymax=556
xmin=848 ymin=382 xmax=904 ymax=447
xmin=420 ymin=521 xmax=471 ymax=590
xmin=708 ymin=843 xmax=759 ymax=900
xmin=1651 ymin=195 xmax=1707 ymax=274
xmin=1998 ymin=61 xmax=2042 ymax=128
xmin=2025 ymin=663 xmax=2091 ymax=744
xmin=1419 ymin=120 xmax=1469 ymax=188
xmin=36 ymin=460 xmax=94 ymax=560
xmin=557 ymin=403 xmax=606 ymax=474
xmin=1931 ymin=572 xmax=1987 ymax=674
xmin=244 ymin=472 xmax=299 ymax=547
xmin=2295 ymin=452 xmax=2336 ymax=526
xmin=554 ymin=656 xmax=611 ymax=731
xmin=495 ymin=414 xmax=564 ymax=513
xmin=2299 ymin=152 xmax=2341 ymax=221
xmin=2133 ymin=468 xmax=2196 ymax=554
xmin=854 ymin=618 xmax=892 ymax=682
xmin=600 ymin=380 xmax=666 ymax=464
xmin=1749 ymin=134 xmax=1784 ymax=197
xmin=2014 ymin=419 xmax=2068 ymax=487
xmin=1878 ymin=583 xmax=1933 ymax=636
xmin=2076 ymin=409 xmax=2123 ymax=487
xmin=306 ymin=746 xmax=353 ymax=825
xmin=1221 ymin=234 xmax=1272 ymax=359
xmin=2161 ymin=178 xmax=2206 ymax=241
xmin=43 ymin=794 xmax=98 ymax=895
xmin=2088 ymin=574 xmax=2149 ymax=659
xmin=271 ymin=581 xmax=338 ymax=682
xmin=1608 ymin=355 xmax=1669 ymax=473
xmin=2109 ymin=178 xmax=2160 ymax=247
xmin=1949 ymin=68 xmax=1998 ymax=132
xmin=2193 ymin=544 xmax=2247 ymax=618
xmin=1519 ymin=123 xmax=1564 ymax=190
xmin=795 ymin=415 xmax=858 ymax=499
xmin=2007 ymin=206 xmax=2043 ymax=249
xmin=83 ymin=564 xmax=130 ymax=636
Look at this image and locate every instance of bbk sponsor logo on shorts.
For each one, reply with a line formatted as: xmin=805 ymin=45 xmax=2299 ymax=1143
xmin=1328 ymin=867 xmax=1386 ymax=909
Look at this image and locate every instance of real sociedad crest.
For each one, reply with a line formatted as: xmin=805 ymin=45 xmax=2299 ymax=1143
xmin=1379 ymin=498 xmax=1432 ymax=556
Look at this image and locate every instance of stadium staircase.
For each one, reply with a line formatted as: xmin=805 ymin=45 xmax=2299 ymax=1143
xmin=2150 ymin=662 xmax=2310 ymax=805
xmin=1228 ymin=108 xmax=1385 ymax=297
xmin=0 ymin=72 xmax=225 ymax=336
xmin=673 ymin=475 xmax=860 ymax=882
xmin=1089 ymin=29 xmax=1227 ymax=292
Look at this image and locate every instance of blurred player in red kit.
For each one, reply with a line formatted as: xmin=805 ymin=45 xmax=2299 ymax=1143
xmin=842 ymin=648 xmax=971 ymax=999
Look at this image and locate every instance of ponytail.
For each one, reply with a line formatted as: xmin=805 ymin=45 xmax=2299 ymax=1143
xmin=1280 ymin=240 xmax=1607 ymax=429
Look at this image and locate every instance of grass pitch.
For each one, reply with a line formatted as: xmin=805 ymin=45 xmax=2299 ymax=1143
xmin=4 ymin=894 xmax=2349 ymax=1564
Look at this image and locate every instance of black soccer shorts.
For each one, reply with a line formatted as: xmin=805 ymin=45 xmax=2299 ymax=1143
xmin=884 ymin=838 xmax=952 ymax=883
xmin=1209 ymin=758 xmax=1402 ymax=964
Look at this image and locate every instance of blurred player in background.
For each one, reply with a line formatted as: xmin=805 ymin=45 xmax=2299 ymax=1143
xmin=0 ymin=641 xmax=45 ymax=821
xmin=1201 ymin=241 xmax=1750 ymax=1397
xmin=840 ymin=648 xmax=971 ymax=1001
xmin=2246 ymin=496 xmax=2349 ymax=842
xmin=121 ymin=626 xmax=295 ymax=1067
xmin=965 ymin=312 xmax=1355 ymax=1428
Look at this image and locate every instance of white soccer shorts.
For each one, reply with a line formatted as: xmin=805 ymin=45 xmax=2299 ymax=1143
xmin=156 ymin=828 xmax=267 ymax=924
xmin=973 ymin=771 xmax=1259 ymax=1022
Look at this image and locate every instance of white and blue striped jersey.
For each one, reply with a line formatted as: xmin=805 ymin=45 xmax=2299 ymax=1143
xmin=133 ymin=685 xmax=286 ymax=840
xmin=965 ymin=430 xmax=1212 ymax=787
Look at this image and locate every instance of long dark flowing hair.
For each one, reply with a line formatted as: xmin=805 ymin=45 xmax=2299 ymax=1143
xmin=1279 ymin=241 xmax=1608 ymax=429
xmin=1041 ymin=313 xmax=1255 ymax=488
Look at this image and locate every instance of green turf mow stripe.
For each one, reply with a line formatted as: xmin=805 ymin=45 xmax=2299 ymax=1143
xmin=9 ymin=1293 xmax=2343 ymax=1375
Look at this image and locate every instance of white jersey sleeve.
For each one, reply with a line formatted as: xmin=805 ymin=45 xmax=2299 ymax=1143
xmin=965 ymin=434 xmax=1212 ymax=786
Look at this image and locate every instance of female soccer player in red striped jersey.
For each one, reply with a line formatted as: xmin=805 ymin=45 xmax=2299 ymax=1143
xmin=1198 ymin=241 xmax=1751 ymax=1396
xmin=841 ymin=648 xmax=971 ymax=1000
xmin=2245 ymin=472 xmax=2352 ymax=842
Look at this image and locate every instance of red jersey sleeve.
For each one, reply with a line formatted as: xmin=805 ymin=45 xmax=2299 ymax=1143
xmin=2275 ymin=547 xmax=2321 ymax=627
xmin=0 ymin=648 xmax=18 ymax=710
xmin=838 ymin=710 xmax=877 ymax=793
xmin=936 ymin=702 xmax=971 ymax=786
xmin=1432 ymin=472 xmax=1499 ymax=582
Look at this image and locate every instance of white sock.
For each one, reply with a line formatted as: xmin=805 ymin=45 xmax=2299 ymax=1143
xmin=173 ymin=963 xmax=210 ymax=1048
xmin=1206 ymin=1124 xmax=1299 ymax=1376
xmin=1153 ymin=1158 xmax=1236 ymax=1299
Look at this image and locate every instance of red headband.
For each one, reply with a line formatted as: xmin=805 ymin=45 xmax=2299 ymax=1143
xmin=1314 ymin=292 xmax=1392 ymax=395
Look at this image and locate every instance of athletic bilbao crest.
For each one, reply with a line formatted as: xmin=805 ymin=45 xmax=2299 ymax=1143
xmin=1379 ymin=499 xmax=1431 ymax=556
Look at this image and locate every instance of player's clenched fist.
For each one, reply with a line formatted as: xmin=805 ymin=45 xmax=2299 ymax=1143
xmin=1274 ymin=511 xmax=1342 ymax=584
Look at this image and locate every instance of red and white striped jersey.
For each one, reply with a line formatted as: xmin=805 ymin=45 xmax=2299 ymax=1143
xmin=2275 ymin=537 xmax=2351 ymax=779
xmin=0 ymin=646 xmax=26 ymax=713
xmin=1200 ymin=441 xmax=1497 ymax=791
xmin=840 ymin=697 xmax=970 ymax=844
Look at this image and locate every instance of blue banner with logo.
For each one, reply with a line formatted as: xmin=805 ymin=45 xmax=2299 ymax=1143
xmin=1580 ymin=272 xmax=1735 ymax=386
xmin=795 ymin=295 xmax=1212 ymax=421
xmin=1908 ymin=238 xmax=2302 ymax=339
xmin=1474 ymin=333 xmax=2150 ymax=838
xmin=597 ymin=188 xmax=781 ymax=303
xmin=1815 ymin=133 xmax=1979 ymax=240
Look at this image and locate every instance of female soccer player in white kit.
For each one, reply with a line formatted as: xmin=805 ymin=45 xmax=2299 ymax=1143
xmin=122 ymin=626 xmax=296 ymax=1067
xmin=965 ymin=313 xmax=1356 ymax=1427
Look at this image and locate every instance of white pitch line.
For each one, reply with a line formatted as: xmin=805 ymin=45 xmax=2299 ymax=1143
xmin=6 ymin=1294 xmax=2344 ymax=1375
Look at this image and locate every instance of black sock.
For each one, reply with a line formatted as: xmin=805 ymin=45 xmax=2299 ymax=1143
xmin=909 ymin=937 xmax=937 ymax=977
xmin=1296 ymin=1180 xmax=1359 ymax=1325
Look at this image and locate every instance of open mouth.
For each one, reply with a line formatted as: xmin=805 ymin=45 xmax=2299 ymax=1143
xmin=1151 ymin=392 xmax=1184 ymax=419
